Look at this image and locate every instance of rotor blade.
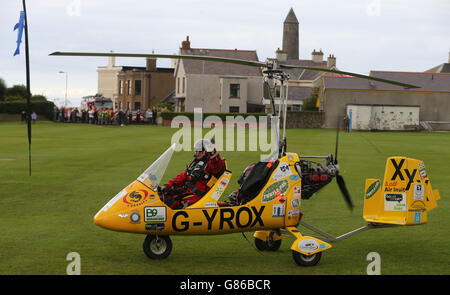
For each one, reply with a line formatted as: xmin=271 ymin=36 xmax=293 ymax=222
xmin=278 ymin=64 xmax=420 ymax=89
xmin=336 ymin=174 xmax=353 ymax=211
xmin=50 ymin=51 xmax=266 ymax=68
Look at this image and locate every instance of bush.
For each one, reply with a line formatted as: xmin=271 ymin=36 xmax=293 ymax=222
xmin=0 ymin=100 xmax=56 ymax=120
xmin=160 ymin=112 xmax=268 ymax=121
xmin=153 ymin=103 xmax=174 ymax=112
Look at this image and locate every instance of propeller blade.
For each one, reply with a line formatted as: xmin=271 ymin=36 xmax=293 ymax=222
xmin=336 ymin=174 xmax=354 ymax=211
xmin=49 ymin=51 xmax=266 ymax=68
xmin=334 ymin=118 xmax=340 ymax=164
xmin=278 ymin=64 xmax=420 ymax=89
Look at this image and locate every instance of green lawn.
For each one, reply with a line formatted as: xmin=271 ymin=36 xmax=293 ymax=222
xmin=0 ymin=121 xmax=448 ymax=275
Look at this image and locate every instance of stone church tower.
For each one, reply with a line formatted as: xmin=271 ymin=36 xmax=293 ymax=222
xmin=282 ymin=8 xmax=299 ymax=60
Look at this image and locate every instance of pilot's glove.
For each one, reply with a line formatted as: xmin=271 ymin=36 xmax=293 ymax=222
xmin=190 ymin=166 xmax=203 ymax=179
xmin=158 ymin=185 xmax=168 ymax=195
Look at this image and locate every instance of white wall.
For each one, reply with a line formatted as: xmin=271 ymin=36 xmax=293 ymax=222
xmin=347 ymin=105 xmax=420 ymax=130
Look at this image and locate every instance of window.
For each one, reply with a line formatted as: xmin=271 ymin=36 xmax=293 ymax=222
xmin=135 ymin=80 xmax=141 ymax=95
xmin=229 ymin=106 xmax=239 ymax=113
xmin=230 ymin=84 xmax=240 ymax=98
xmin=119 ymin=102 xmax=123 ymax=110
xmin=119 ymin=80 xmax=123 ymax=95
xmin=127 ymin=80 xmax=131 ymax=95
xmin=135 ymin=102 xmax=140 ymax=110
xmin=177 ymin=77 xmax=180 ymax=94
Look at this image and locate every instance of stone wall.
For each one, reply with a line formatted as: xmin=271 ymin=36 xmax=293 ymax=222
xmin=162 ymin=111 xmax=325 ymax=128
xmin=285 ymin=111 xmax=324 ymax=128
xmin=0 ymin=113 xmax=21 ymax=121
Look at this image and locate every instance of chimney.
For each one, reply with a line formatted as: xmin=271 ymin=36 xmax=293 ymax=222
xmin=108 ymin=50 xmax=115 ymax=68
xmin=311 ymin=49 xmax=324 ymax=63
xmin=181 ymin=36 xmax=191 ymax=50
xmin=276 ymin=48 xmax=287 ymax=61
xmin=146 ymin=58 xmax=157 ymax=71
xmin=327 ymin=54 xmax=336 ymax=68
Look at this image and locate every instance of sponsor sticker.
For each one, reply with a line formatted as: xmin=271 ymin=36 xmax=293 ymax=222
xmin=272 ymin=163 xmax=292 ymax=181
xmin=272 ymin=204 xmax=285 ymax=217
xmin=298 ymin=239 xmax=319 ymax=253
xmin=365 ymin=180 xmax=380 ymax=199
xmin=130 ymin=210 xmax=141 ymax=224
xmin=384 ymin=193 xmax=406 ymax=211
xmin=419 ymin=169 xmax=427 ymax=179
xmin=262 ymin=180 xmax=290 ymax=203
xmin=123 ymin=190 xmax=149 ymax=207
xmin=414 ymin=212 xmax=421 ymax=223
xmin=288 ymin=209 xmax=299 ymax=216
xmin=293 ymin=186 xmax=301 ymax=198
xmin=413 ymin=184 xmax=424 ymax=200
xmin=144 ymin=206 xmax=166 ymax=222
xmin=145 ymin=223 xmax=165 ymax=230
xmin=291 ymin=198 xmax=300 ymax=209
xmin=289 ymin=174 xmax=300 ymax=181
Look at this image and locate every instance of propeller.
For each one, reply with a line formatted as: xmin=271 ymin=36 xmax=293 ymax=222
xmin=50 ymin=51 xmax=421 ymax=89
xmin=332 ymin=119 xmax=354 ymax=211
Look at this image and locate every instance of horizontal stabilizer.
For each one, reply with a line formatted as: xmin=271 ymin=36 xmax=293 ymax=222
xmin=363 ymin=157 xmax=439 ymax=225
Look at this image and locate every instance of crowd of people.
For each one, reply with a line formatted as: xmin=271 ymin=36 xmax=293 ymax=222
xmin=52 ymin=106 xmax=158 ymax=126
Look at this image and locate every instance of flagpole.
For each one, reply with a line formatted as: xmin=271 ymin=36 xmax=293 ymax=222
xmin=22 ymin=0 xmax=32 ymax=176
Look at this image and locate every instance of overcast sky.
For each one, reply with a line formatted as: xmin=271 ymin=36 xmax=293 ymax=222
xmin=0 ymin=0 xmax=449 ymax=107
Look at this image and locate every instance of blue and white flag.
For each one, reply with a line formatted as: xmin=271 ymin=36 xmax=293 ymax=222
xmin=14 ymin=11 xmax=25 ymax=56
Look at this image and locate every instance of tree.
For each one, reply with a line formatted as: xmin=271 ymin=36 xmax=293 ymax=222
xmin=0 ymin=78 xmax=6 ymax=101
xmin=302 ymin=86 xmax=319 ymax=111
xmin=6 ymin=84 xmax=27 ymax=99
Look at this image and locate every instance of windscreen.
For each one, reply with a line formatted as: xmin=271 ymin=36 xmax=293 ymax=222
xmin=137 ymin=144 xmax=176 ymax=189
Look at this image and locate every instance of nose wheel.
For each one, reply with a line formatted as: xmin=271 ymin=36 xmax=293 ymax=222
xmin=292 ymin=251 xmax=322 ymax=266
xmin=143 ymin=235 xmax=172 ymax=259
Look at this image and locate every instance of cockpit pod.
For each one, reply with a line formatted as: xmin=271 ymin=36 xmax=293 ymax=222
xmin=93 ymin=144 xmax=176 ymax=232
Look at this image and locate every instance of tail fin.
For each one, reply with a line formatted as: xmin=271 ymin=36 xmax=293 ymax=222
xmin=363 ymin=157 xmax=440 ymax=225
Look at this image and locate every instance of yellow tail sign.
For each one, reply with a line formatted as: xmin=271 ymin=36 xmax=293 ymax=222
xmin=363 ymin=157 xmax=440 ymax=225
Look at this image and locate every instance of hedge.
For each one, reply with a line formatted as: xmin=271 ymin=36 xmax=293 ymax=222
xmin=0 ymin=100 xmax=56 ymax=120
xmin=160 ymin=111 xmax=267 ymax=121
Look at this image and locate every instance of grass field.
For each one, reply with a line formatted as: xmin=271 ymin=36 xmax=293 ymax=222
xmin=0 ymin=121 xmax=449 ymax=275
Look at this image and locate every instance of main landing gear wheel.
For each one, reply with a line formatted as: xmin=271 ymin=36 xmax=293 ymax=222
xmin=254 ymin=238 xmax=282 ymax=251
xmin=143 ymin=235 xmax=172 ymax=259
xmin=292 ymin=251 xmax=322 ymax=266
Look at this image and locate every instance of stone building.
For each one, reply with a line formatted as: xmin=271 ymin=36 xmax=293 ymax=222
xmin=116 ymin=58 xmax=175 ymax=111
xmin=264 ymin=8 xmax=338 ymax=111
xmin=173 ymin=36 xmax=264 ymax=113
xmin=317 ymin=71 xmax=450 ymax=130
xmin=97 ymin=54 xmax=122 ymax=109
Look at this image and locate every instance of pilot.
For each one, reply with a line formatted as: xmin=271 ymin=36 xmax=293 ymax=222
xmin=159 ymin=138 xmax=225 ymax=209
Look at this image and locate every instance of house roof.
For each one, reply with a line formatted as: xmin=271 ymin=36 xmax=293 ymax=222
xmin=425 ymin=63 xmax=450 ymax=73
xmin=179 ymin=48 xmax=262 ymax=77
xmin=161 ymin=90 xmax=176 ymax=104
xmin=321 ymin=71 xmax=450 ymax=92
xmin=287 ymin=86 xmax=313 ymax=101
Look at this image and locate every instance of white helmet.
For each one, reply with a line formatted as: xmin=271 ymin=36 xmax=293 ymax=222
xmin=194 ymin=138 xmax=215 ymax=153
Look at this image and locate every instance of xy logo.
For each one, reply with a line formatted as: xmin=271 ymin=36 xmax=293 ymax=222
xmin=390 ymin=159 xmax=417 ymax=190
